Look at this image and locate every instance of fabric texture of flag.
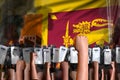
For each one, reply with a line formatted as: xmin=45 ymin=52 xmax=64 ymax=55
xmin=28 ymin=0 xmax=120 ymax=47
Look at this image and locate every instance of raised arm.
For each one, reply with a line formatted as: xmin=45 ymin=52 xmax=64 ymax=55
xmin=16 ymin=60 xmax=25 ymax=80
xmin=61 ymin=61 xmax=69 ymax=80
xmin=110 ymin=62 xmax=115 ymax=80
xmin=30 ymin=52 xmax=38 ymax=80
xmin=75 ymin=36 xmax=88 ymax=80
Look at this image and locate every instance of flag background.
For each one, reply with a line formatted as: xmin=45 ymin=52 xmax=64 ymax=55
xmin=20 ymin=0 xmax=120 ymax=47
xmin=48 ymin=8 xmax=108 ymax=47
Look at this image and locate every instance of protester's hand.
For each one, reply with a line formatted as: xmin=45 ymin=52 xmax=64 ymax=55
xmin=111 ymin=62 xmax=115 ymax=71
xmin=93 ymin=61 xmax=99 ymax=65
xmin=61 ymin=61 xmax=69 ymax=70
xmin=31 ymin=52 xmax=37 ymax=64
xmin=16 ymin=60 xmax=25 ymax=70
xmin=93 ymin=61 xmax=99 ymax=69
xmin=75 ymin=35 xmax=88 ymax=52
xmin=46 ymin=62 xmax=51 ymax=70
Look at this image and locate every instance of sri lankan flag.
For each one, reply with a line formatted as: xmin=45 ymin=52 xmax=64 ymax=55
xmin=22 ymin=0 xmax=120 ymax=47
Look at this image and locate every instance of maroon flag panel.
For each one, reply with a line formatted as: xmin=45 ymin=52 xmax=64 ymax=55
xmin=48 ymin=7 xmax=108 ymax=47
